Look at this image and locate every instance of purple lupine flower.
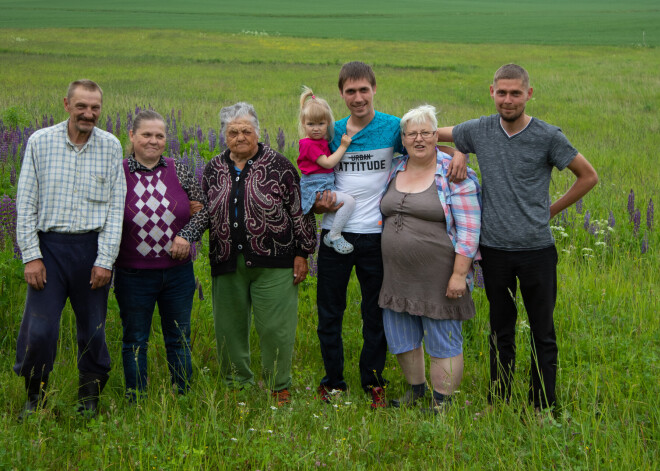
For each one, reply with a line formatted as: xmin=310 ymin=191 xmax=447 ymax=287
xmin=127 ymin=110 xmax=133 ymax=133
xmin=583 ymin=210 xmax=591 ymax=231
xmin=10 ymin=128 xmax=19 ymax=147
xmin=277 ymin=128 xmax=285 ymax=152
xmin=194 ymin=153 xmax=205 ymax=185
xmin=263 ymin=129 xmax=270 ymax=147
xmin=219 ymin=133 xmax=226 ymax=151
xmin=195 ymin=277 xmax=204 ymax=300
xmin=633 ymin=208 xmax=641 ymax=235
xmin=196 ymin=125 xmax=204 ymax=143
xmin=0 ymin=134 xmax=8 ymax=163
xmin=179 ymin=150 xmax=189 ymax=168
xmin=182 ymin=127 xmax=190 ymax=143
xmin=168 ymin=135 xmax=180 ymax=156
xmin=308 ymin=224 xmax=322 ymax=277
xmin=560 ymin=209 xmax=568 ymax=226
xmin=178 ymin=109 xmax=182 ymax=125
xmin=41 ymin=115 xmax=48 ymax=128
xmin=308 ymin=254 xmax=317 ymax=278
xmin=190 ymin=242 xmax=198 ymax=262
xmin=166 ymin=114 xmax=171 ymax=133
xmin=0 ymin=194 xmax=20 ymax=257
xmin=208 ymin=128 xmax=216 ymax=152
xmin=575 ymin=198 xmax=583 ymax=214
xmin=647 ymin=198 xmax=654 ymax=230
xmin=171 ymin=111 xmax=178 ymax=136
xmin=23 ymin=125 xmax=34 ymax=144
xmin=135 ymin=105 xmax=141 ymax=116
xmin=115 ymin=112 xmax=121 ymax=137
xmin=608 ymin=210 xmax=615 ymax=228
xmin=474 ymin=261 xmax=485 ymax=289
xmin=105 ymin=115 xmax=113 ymax=134
xmin=0 ymin=195 xmax=8 ymax=247
xmin=641 ymin=232 xmax=648 ymax=254
xmin=49 ymin=115 xmax=54 ymax=126
xmin=627 ymin=189 xmax=635 ymax=220
xmin=588 ymin=224 xmax=598 ymax=236
xmin=10 ymin=167 xmax=16 ymax=186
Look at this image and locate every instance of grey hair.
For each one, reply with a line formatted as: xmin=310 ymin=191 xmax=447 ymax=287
xmin=67 ymin=79 xmax=103 ymax=102
xmin=400 ymin=104 xmax=438 ymax=135
xmin=219 ymin=102 xmax=260 ymax=139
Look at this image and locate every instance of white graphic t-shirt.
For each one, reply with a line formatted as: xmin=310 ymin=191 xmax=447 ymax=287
xmin=323 ymin=111 xmax=403 ymax=234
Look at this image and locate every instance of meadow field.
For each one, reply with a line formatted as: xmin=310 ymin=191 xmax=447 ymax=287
xmin=0 ymin=5 xmax=659 ymax=470
xmin=0 ymin=0 xmax=659 ymax=46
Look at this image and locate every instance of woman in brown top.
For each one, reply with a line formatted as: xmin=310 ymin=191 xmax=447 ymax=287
xmin=379 ymin=105 xmax=481 ymax=411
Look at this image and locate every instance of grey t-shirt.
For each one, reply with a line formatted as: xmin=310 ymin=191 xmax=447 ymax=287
xmin=453 ymin=114 xmax=578 ymax=250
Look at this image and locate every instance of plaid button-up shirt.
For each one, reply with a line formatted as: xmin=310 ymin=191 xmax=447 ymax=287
xmin=16 ymin=120 xmax=126 ymax=269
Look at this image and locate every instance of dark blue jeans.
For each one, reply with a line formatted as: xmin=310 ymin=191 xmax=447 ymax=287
xmin=316 ymin=230 xmax=387 ymax=393
xmin=114 ymin=262 xmax=195 ymax=394
xmin=480 ymin=245 xmax=558 ymax=409
xmin=14 ymin=232 xmax=111 ymax=381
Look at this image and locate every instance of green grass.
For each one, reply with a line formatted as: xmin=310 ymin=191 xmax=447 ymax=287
xmin=0 ymin=0 xmax=658 ymax=46
xmin=0 ymin=27 xmax=658 ymax=470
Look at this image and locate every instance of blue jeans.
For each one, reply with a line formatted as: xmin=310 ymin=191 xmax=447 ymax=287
xmin=114 ymin=262 xmax=195 ymax=394
xmin=316 ymin=230 xmax=387 ymax=393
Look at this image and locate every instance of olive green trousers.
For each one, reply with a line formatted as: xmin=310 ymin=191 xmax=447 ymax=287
xmin=212 ymin=256 xmax=298 ymax=391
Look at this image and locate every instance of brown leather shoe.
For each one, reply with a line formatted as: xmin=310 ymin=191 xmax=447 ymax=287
xmin=272 ymin=388 xmax=291 ymax=406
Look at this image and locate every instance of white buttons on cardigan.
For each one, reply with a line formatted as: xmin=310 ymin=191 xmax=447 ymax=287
xmin=233 ymin=222 xmax=238 ymax=228
xmin=235 ymin=176 xmax=240 ymax=181
xmin=247 ymin=160 xmax=253 ymax=165
xmin=238 ymin=244 xmax=243 ymax=250
xmin=246 ymin=261 xmax=252 ymax=266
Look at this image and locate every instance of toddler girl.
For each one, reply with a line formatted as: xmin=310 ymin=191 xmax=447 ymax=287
xmin=297 ymin=86 xmax=355 ymax=254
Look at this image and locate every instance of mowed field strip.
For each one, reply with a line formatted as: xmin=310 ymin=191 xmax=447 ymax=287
xmin=0 ymin=0 xmax=658 ymax=46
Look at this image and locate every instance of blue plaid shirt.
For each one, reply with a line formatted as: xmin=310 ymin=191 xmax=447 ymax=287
xmin=16 ymin=120 xmax=126 ymax=269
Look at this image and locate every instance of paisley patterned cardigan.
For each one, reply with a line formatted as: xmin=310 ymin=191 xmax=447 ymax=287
xmin=203 ymin=143 xmax=317 ymax=276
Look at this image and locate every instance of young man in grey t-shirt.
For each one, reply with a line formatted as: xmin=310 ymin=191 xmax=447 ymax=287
xmin=438 ymin=64 xmax=598 ymax=411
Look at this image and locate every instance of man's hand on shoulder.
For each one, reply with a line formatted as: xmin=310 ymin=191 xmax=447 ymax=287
xmin=24 ymin=259 xmax=47 ymax=290
xmin=312 ymin=190 xmax=344 ymax=214
xmin=90 ymin=266 xmax=112 ymax=290
xmin=447 ymin=151 xmax=468 ymax=182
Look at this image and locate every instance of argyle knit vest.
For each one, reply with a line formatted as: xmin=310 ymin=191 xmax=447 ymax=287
xmin=115 ymin=158 xmax=191 ymax=269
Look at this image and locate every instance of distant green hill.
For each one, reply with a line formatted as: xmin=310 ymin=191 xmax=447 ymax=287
xmin=0 ymin=0 xmax=657 ymax=46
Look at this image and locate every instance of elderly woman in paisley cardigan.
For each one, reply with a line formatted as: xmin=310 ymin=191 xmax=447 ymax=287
xmin=203 ymin=102 xmax=316 ymax=406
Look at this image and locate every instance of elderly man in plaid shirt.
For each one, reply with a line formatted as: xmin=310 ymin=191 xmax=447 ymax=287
xmin=15 ymin=79 xmax=126 ymax=419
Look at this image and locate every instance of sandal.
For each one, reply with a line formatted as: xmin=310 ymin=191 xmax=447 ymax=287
xmin=323 ymin=233 xmax=354 ymax=254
